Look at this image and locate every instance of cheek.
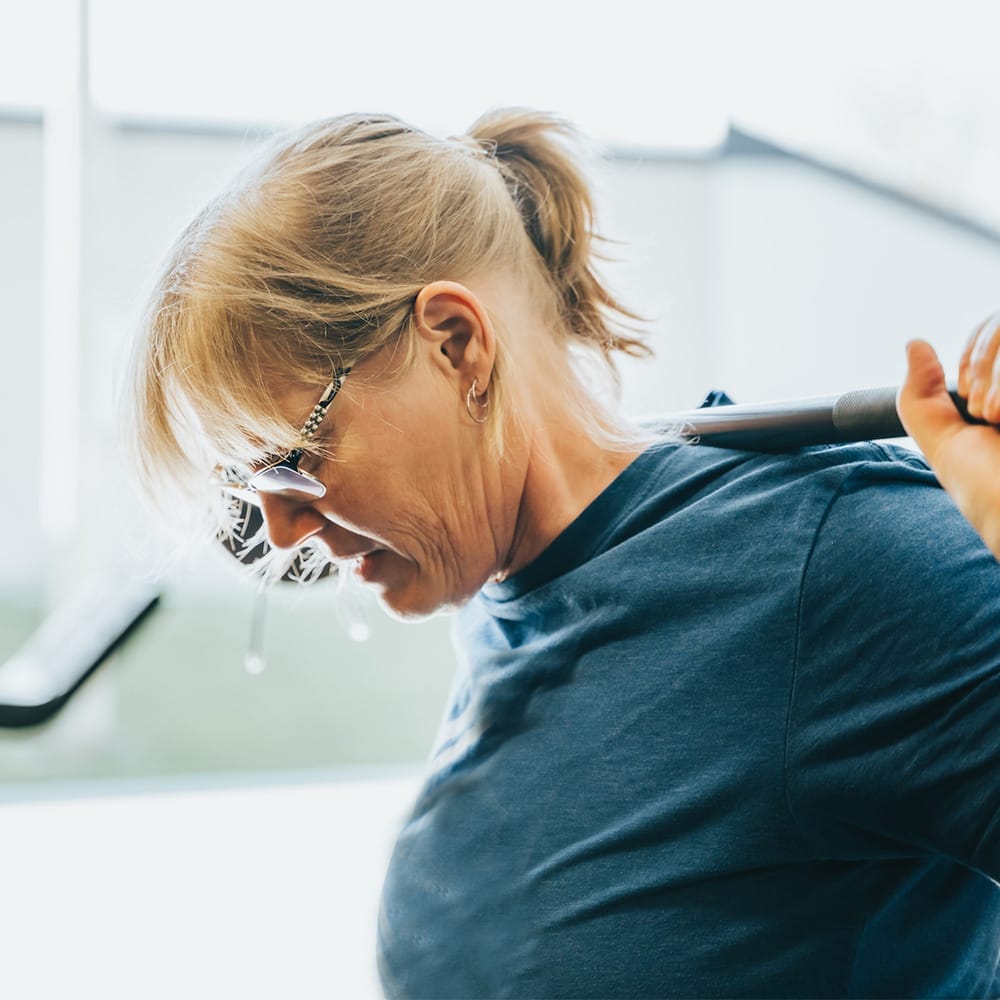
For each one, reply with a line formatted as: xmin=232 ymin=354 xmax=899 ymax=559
xmin=325 ymin=389 xmax=492 ymax=600
xmin=324 ymin=473 xmax=444 ymax=569
xmin=321 ymin=490 xmax=490 ymax=618
xmin=333 ymin=451 xmax=460 ymax=548
xmin=368 ymin=376 xmax=466 ymax=473
xmin=326 ymin=427 xmax=449 ymax=522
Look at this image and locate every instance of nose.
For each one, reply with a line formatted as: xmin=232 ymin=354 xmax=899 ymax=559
xmin=257 ymin=493 xmax=325 ymax=551
xmin=256 ymin=493 xmax=376 ymax=561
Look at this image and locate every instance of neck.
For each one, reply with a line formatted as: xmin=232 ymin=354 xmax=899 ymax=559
xmin=496 ymin=417 xmax=644 ymax=581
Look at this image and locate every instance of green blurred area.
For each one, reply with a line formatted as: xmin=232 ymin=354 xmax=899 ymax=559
xmin=0 ymin=588 xmax=457 ymax=791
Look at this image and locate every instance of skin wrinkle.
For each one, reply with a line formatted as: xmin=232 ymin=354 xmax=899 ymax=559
xmin=255 ymin=274 xmax=640 ymax=621
xmin=313 ymin=459 xmax=496 ymax=616
xmin=259 ymin=377 xmax=496 ymax=615
xmin=407 ymin=424 xmax=515 ymax=606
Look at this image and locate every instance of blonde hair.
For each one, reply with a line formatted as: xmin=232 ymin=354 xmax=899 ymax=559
xmin=128 ymin=107 xmax=653 ymax=523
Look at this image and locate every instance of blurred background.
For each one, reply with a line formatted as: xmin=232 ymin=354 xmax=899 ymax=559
xmin=1 ymin=0 xmax=999 ymax=995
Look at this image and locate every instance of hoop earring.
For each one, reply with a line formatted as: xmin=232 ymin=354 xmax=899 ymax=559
xmin=465 ymin=378 xmax=490 ymax=424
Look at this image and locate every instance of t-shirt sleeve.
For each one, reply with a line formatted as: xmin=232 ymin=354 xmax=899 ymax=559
xmin=786 ymin=458 xmax=1000 ymax=881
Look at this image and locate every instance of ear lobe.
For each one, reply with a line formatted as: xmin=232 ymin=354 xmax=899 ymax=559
xmin=413 ymin=281 xmax=495 ymax=380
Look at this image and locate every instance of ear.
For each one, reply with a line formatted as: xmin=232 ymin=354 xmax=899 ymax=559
xmin=413 ymin=281 xmax=496 ymax=387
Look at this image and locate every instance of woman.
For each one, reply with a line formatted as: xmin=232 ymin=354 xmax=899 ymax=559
xmin=130 ymin=109 xmax=1000 ymax=998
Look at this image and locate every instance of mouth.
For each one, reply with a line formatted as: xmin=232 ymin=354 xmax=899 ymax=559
xmin=354 ymin=549 xmax=388 ymax=582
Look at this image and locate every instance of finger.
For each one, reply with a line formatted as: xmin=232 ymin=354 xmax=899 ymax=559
xmin=965 ymin=312 xmax=1000 ymax=416
xmin=897 ymin=340 xmax=967 ymax=464
xmin=958 ymin=310 xmax=1000 ymax=397
xmin=987 ymin=340 xmax=1000 ymax=423
xmin=901 ymin=339 xmax=947 ymax=398
xmin=957 ymin=322 xmax=982 ymax=397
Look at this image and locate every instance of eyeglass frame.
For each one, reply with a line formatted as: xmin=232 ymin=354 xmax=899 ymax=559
xmin=213 ymin=366 xmax=352 ymax=501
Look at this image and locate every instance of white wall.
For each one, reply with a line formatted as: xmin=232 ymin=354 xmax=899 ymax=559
xmin=593 ymin=156 xmax=717 ymax=416
xmin=708 ymin=157 xmax=1000 ymax=403
xmin=0 ymin=122 xmax=44 ymax=602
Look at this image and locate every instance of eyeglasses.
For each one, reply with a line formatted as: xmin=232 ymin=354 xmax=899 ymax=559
xmin=213 ymin=367 xmax=351 ymax=502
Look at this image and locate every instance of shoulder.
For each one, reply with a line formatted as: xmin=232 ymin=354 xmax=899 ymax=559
xmin=633 ymin=437 xmax=939 ymax=524
xmin=801 ymin=440 xmax=993 ymax=591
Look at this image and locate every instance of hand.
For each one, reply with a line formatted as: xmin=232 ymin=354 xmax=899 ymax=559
xmin=897 ymin=319 xmax=1000 ymax=559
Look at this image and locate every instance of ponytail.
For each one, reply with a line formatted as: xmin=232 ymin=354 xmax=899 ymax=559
xmin=467 ymin=108 xmax=650 ymax=362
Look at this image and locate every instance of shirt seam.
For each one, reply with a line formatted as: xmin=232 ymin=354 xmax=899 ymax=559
xmin=782 ymin=468 xmax=855 ymax=841
xmin=782 ymin=459 xmax=904 ymax=1000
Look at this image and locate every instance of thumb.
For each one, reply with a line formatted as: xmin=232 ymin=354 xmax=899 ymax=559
xmin=900 ymin=338 xmax=946 ymax=399
xmin=897 ymin=339 xmax=962 ymax=453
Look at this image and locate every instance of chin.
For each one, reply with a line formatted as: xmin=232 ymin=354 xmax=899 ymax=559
xmin=374 ymin=585 xmax=464 ymax=623
xmin=357 ymin=549 xmax=486 ymax=621
xmin=370 ymin=571 xmax=481 ymax=623
xmin=378 ymin=600 xmax=439 ymax=624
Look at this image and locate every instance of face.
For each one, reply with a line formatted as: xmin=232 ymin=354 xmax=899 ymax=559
xmin=253 ymin=347 xmax=513 ymax=620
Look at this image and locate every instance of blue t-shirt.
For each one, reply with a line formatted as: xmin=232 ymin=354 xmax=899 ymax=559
xmin=377 ymin=440 xmax=1000 ymax=998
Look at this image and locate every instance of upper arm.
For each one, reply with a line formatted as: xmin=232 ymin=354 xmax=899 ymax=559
xmin=786 ymin=466 xmax=1000 ymax=880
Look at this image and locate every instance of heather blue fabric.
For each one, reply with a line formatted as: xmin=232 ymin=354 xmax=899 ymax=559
xmin=377 ymin=440 xmax=1000 ymax=999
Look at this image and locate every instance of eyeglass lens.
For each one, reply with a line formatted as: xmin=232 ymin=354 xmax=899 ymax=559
xmin=250 ymin=459 xmax=326 ymax=498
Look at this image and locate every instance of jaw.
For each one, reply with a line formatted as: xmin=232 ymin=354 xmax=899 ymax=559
xmin=364 ymin=542 xmax=497 ymax=622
